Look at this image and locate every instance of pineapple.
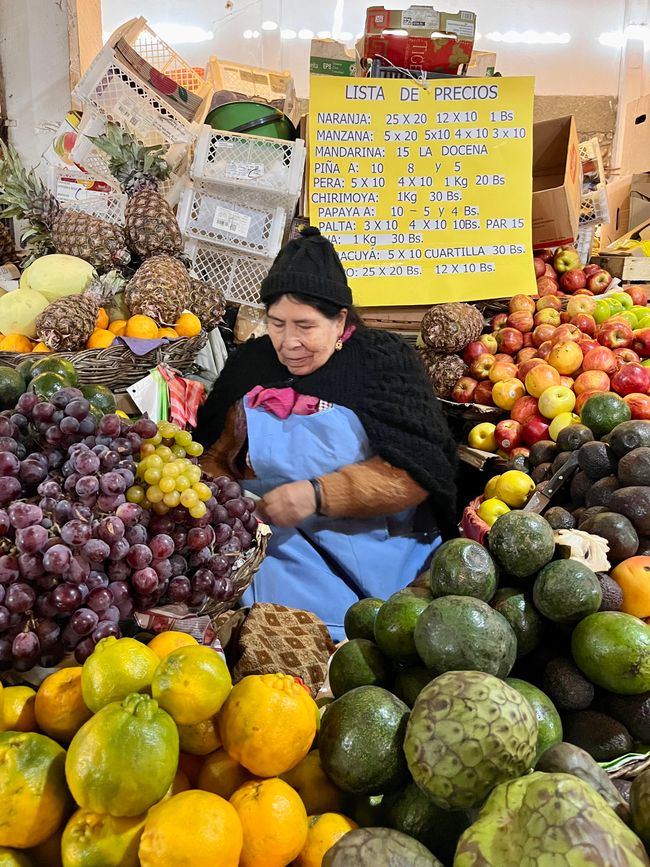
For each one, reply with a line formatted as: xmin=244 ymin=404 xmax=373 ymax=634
xmin=126 ymin=255 xmax=191 ymax=324
xmin=89 ymin=122 xmax=183 ymax=259
xmin=36 ymin=271 xmax=124 ymax=351
xmin=418 ymin=349 xmax=467 ymax=399
xmin=0 ymin=142 xmax=130 ymax=272
xmin=0 ymin=223 xmax=14 ymax=264
xmin=187 ymin=277 xmax=226 ymax=331
xmin=420 ymin=302 xmax=484 ymax=353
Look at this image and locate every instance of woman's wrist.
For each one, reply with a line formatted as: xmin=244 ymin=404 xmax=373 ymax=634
xmin=308 ymin=478 xmax=324 ymax=516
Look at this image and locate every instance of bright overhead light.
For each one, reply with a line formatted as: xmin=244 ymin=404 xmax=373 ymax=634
xmin=337 ymin=31 xmax=353 ymax=41
xmin=150 ymin=23 xmax=213 ymax=44
xmin=317 ymin=30 xmax=332 ymax=39
xmin=599 ymin=24 xmax=650 ymax=47
xmin=281 ymin=29 xmax=297 ymax=39
xmin=486 ymin=30 xmax=570 ymax=44
xmin=298 ymin=29 xmax=314 ymax=39
xmin=262 ymin=20 xmax=278 ymax=31
xmin=243 ymin=29 xmax=253 ymax=39
xmin=252 ymin=30 xmax=260 ymax=38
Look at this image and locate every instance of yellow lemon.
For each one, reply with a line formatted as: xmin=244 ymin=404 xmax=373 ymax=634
xmin=494 ymin=470 xmax=536 ymax=508
xmin=477 ymin=497 xmax=510 ymax=528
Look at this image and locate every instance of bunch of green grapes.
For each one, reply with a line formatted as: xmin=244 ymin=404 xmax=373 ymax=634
xmin=126 ymin=421 xmax=210 ymax=518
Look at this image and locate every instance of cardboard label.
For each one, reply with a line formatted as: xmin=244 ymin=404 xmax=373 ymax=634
xmin=56 ymin=177 xmax=113 ymax=211
xmin=309 ymin=75 xmax=536 ymax=305
xmin=225 ymin=162 xmax=265 ymax=181
xmin=310 ymin=57 xmax=357 ymax=77
xmin=212 ymin=206 xmax=252 ymax=238
xmin=402 ymin=7 xmax=440 ymax=28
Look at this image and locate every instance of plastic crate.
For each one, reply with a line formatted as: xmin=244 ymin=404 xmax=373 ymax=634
xmin=580 ymin=137 xmax=606 ymax=188
xmin=46 ymin=167 xmax=126 ymax=224
xmin=577 ymin=224 xmax=597 ymax=264
xmin=191 ymin=127 xmax=305 ymax=203
xmin=580 ymin=184 xmax=610 ymax=226
xmin=177 ymin=182 xmax=286 ymax=258
xmin=206 ymin=57 xmax=295 ymax=117
xmin=73 ymin=18 xmax=212 ymax=150
xmin=184 ymin=238 xmax=273 ymax=307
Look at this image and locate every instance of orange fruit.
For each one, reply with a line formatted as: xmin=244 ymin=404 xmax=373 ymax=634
xmin=126 ymin=315 xmax=158 ymax=340
xmin=174 ymin=312 xmax=201 ymax=337
xmin=96 ymin=307 xmax=109 ymax=330
xmin=0 ymin=334 xmax=33 ymax=352
xmin=294 ymin=813 xmax=358 ymax=867
xmin=139 ymin=790 xmax=243 ymax=867
xmin=0 ymin=731 xmax=72 ymax=848
xmin=0 ymin=686 xmax=37 ymax=732
xmin=177 ymin=716 xmax=221 ymax=756
xmin=157 ymin=327 xmax=179 ymax=340
xmin=148 ymin=631 xmax=198 ymax=660
xmin=219 ymin=673 xmax=318 ymax=777
xmin=86 ymin=328 xmax=116 ymax=349
xmin=230 ymin=778 xmax=308 ymax=867
xmin=34 ymin=667 xmax=92 ymax=744
xmin=28 ymin=826 xmax=64 ymax=866
xmin=281 ymin=750 xmax=344 ymax=814
xmin=109 ymin=319 xmax=128 ymax=336
xmin=61 ymin=808 xmax=145 ymax=867
xmin=80 ymin=636 xmax=160 ymax=713
xmin=31 ymin=342 xmax=51 ymax=353
xmin=151 ymin=645 xmax=232 ymax=726
xmin=198 ymin=748 xmax=253 ymax=800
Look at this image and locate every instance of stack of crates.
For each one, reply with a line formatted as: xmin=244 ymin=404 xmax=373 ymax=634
xmin=577 ymin=138 xmax=610 ymax=263
xmin=178 ymin=127 xmax=306 ymax=308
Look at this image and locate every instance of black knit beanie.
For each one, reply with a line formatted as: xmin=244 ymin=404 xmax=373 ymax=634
xmin=260 ymin=226 xmax=353 ymax=307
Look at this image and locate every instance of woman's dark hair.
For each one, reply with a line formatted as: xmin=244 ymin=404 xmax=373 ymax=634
xmin=264 ymin=292 xmax=364 ymax=328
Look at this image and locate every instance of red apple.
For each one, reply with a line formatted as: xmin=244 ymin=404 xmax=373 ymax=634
xmin=533 ymin=258 xmax=546 ymax=278
xmin=570 ymin=313 xmax=596 ymax=336
xmin=597 ymin=321 xmax=634 ymax=349
xmin=510 ymin=446 xmax=531 ymax=459
xmin=583 ymin=263 xmax=601 ymax=277
xmin=493 ymin=378 xmax=526 ymax=410
xmin=626 ymin=285 xmax=648 ymax=307
xmin=511 ymin=395 xmax=539 ymax=424
xmin=532 ymin=324 xmax=556 ymax=347
xmin=633 ymin=328 xmax=650 ymax=358
xmin=478 ymin=333 xmax=498 ymax=354
xmin=525 ymin=363 xmax=562 ymax=397
xmin=583 ymin=346 xmax=617 ymax=375
xmin=567 ymin=295 xmax=596 ymax=317
xmin=494 ymin=353 xmax=514 ymax=363
xmin=536 ymin=248 xmax=554 ymax=263
xmin=554 ymin=247 xmax=581 ymax=273
xmin=587 ymin=269 xmax=612 ymax=294
xmin=496 ymin=327 xmax=525 ymax=354
xmin=613 ymin=348 xmax=641 ymax=369
xmin=576 ymin=390 xmax=601 ymax=414
xmin=507 ymin=312 xmax=534 ymax=333
xmin=560 ymin=269 xmax=587 ymax=294
xmin=518 ymin=358 xmax=545 ymax=381
xmin=577 ymin=338 xmax=600 ymax=356
xmin=543 ymin=263 xmax=556 ymax=279
xmin=517 ymin=347 xmax=538 ymax=365
xmin=489 ymin=360 xmax=519 ymax=383
xmin=522 ymin=415 xmax=551 ymax=445
xmin=551 ymin=324 xmax=582 ymax=345
xmin=537 ymin=276 xmax=560 ymax=297
xmin=495 ymin=419 xmax=523 ymax=452
xmin=548 ymin=340 xmax=583 ymax=375
xmin=574 ymin=289 xmax=594 ymax=297
xmin=522 ymin=333 xmax=536 ymax=348
xmin=573 ymin=369 xmax=611 ymax=395
xmin=474 ymin=381 xmax=494 ymax=406
xmin=451 ymin=376 xmax=479 ymax=403
xmin=624 ymin=392 xmax=650 ymax=419
xmin=463 ymin=341 xmax=490 ymax=365
xmin=560 ymin=376 xmax=575 ymax=389
xmin=536 ymin=295 xmax=562 ymax=312
xmin=534 ymin=309 xmax=561 ymax=328
xmin=559 ymin=311 xmax=572 ymax=324
xmin=509 ymin=294 xmax=536 ymax=314
xmin=536 ymin=340 xmax=553 ymax=361
xmin=470 ymin=354 xmax=496 ymax=381
xmin=611 ymin=362 xmax=650 ymax=397
xmin=491 ymin=313 xmax=509 ymax=331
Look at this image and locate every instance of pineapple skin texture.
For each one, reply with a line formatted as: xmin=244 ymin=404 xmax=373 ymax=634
xmin=51 ymin=210 xmax=130 ymax=273
xmin=125 ymin=191 xmax=183 ymax=259
xmin=188 ymin=278 xmax=226 ymax=331
xmin=125 ymin=254 xmax=191 ymax=325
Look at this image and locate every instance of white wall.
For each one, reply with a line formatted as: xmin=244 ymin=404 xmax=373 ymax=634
xmin=102 ymin=0 xmax=627 ymax=97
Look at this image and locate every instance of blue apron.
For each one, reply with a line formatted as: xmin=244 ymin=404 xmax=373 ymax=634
xmin=240 ymin=395 xmax=440 ymax=640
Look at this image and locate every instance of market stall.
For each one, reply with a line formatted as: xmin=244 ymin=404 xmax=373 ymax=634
xmin=2 ymin=4 xmax=650 ymax=866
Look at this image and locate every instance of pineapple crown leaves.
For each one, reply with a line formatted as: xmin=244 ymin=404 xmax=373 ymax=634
xmin=88 ymin=122 xmax=172 ymax=189
xmin=0 ymin=140 xmax=59 ymax=230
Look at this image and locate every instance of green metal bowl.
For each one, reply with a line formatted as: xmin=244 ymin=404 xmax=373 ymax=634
xmin=205 ymin=101 xmax=296 ymax=140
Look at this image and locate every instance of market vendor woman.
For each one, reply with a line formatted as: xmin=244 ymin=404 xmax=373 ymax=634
xmin=195 ymin=227 xmax=458 ymax=640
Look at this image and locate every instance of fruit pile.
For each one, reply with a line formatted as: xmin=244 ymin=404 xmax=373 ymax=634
xmin=535 ymin=246 xmax=612 ymax=297
xmin=0 ymin=125 xmax=225 ymax=352
xmin=0 ymin=385 xmax=257 ymax=673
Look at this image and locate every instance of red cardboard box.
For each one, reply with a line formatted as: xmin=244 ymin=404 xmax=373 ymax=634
xmin=362 ymin=5 xmax=476 ymax=74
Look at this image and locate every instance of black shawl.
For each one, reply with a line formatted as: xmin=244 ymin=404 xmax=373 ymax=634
xmin=194 ymin=328 xmax=458 ymax=539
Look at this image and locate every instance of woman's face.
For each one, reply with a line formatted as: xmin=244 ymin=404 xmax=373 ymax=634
xmin=267 ymin=296 xmax=347 ymax=376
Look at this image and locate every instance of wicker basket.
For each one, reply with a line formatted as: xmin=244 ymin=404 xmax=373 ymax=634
xmin=0 ymin=333 xmax=207 ymax=391
xmin=201 ymin=523 xmax=270 ymax=620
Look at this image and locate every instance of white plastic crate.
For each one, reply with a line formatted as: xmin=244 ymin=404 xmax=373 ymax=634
xmin=191 ymin=127 xmax=305 ymax=204
xmin=184 ymin=238 xmax=272 ymax=307
xmin=206 ymin=57 xmax=295 ymax=118
xmin=579 ymin=137 xmax=606 ymax=187
xmin=74 ymin=18 xmax=212 ymax=151
xmin=46 ymin=167 xmax=126 ymax=224
xmin=177 ymin=182 xmax=286 ymax=258
xmin=580 ymin=184 xmax=610 ymax=226
xmin=577 ymin=224 xmax=597 ymax=264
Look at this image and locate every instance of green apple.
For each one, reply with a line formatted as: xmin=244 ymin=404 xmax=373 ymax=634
xmin=538 ymin=385 xmax=577 ymax=419
xmin=607 ymin=299 xmax=624 ymax=315
xmin=643 ymin=359 xmax=650 ymax=368
xmin=620 ymin=311 xmax=638 ymax=328
xmin=594 ymin=300 xmax=611 ymax=324
xmin=638 ymin=314 xmax=650 ymax=329
xmin=549 ymin=411 xmax=580 ymax=441
xmin=611 ymin=292 xmax=633 ymax=310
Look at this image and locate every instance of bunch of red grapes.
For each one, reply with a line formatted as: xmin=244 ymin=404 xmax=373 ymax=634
xmin=0 ymin=387 xmax=257 ymax=672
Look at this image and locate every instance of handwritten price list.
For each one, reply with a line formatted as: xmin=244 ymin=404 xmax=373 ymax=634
xmin=309 ymin=76 xmax=537 ymax=306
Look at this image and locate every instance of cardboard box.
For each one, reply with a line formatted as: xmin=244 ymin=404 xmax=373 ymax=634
xmin=630 ymin=173 xmax=650 ymax=228
xmin=599 ymin=175 xmax=632 ymax=250
xmin=361 ymin=6 xmax=476 ymax=74
xmin=309 ymin=39 xmax=356 ymax=77
xmin=621 ymin=94 xmax=650 ymax=175
xmin=532 ymin=116 xmax=582 ymax=248
xmin=465 ymin=50 xmax=496 ymax=77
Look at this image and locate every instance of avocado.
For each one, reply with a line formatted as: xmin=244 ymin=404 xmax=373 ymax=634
xmin=578 ymin=441 xmax=618 ymax=481
xmin=582 ymin=512 xmax=639 ymax=562
xmin=597 ymin=573 xmax=624 ymax=612
xmin=609 ymin=486 xmax=650 ymax=536
xmin=638 ymin=538 xmax=650 ymax=557
xmin=571 ymin=507 xmax=586 ymax=525
xmin=544 ymin=507 xmax=575 ymax=530
xmin=551 ymin=451 xmax=574 ymax=474
xmin=563 ymin=711 xmax=633 ymax=762
xmin=609 ymin=420 xmax=650 ymax=457
xmin=577 ymin=506 xmax=608 ymax=529
xmin=543 ymin=658 xmax=594 ymax=711
xmin=603 ymin=691 xmax=650 ymax=742
xmin=529 ymin=440 xmax=557 ymax=468
xmin=531 ymin=463 xmax=552 ymax=485
xmin=556 ymin=423 xmax=594 ymax=452
xmin=585 ymin=475 xmax=620 ymax=508
xmin=618 ymin=447 xmax=650 ymax=487
xmin=569 ymin=470 xmax=591 ymax=507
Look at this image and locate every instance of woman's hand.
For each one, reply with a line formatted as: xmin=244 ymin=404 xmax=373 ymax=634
xmin=257 ymin=481 xmax=317 ymax=528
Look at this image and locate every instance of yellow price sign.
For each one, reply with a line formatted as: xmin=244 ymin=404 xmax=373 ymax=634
xmin=309 ymin=76 xmax=537 ymax=306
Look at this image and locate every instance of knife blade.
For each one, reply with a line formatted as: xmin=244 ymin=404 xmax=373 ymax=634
xmin=524 ymin=450 xmax=580 ymax=513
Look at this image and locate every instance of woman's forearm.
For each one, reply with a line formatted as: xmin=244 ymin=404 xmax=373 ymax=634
xmin=318 ymin=456 xmax=428 ymax=519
